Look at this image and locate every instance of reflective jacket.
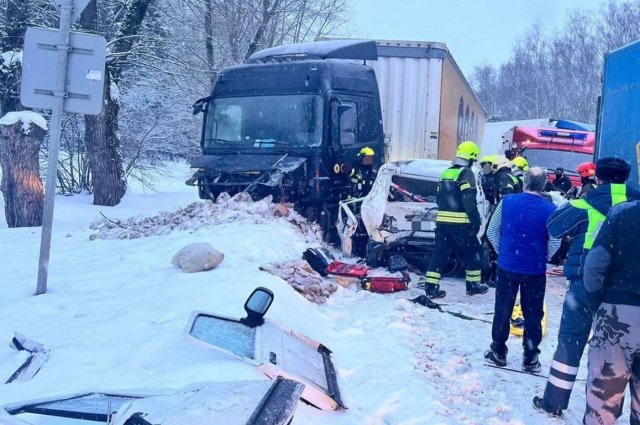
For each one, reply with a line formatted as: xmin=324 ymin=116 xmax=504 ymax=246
xmin=350 ymin=166 xmax=376 ymax=197
xmin=435 ymin=165 xmax=481 ymax=228
xmin=496 ymin=169 xmax=522 ymax=199
xmin=547 ymin=183 xmax=640 ymax=280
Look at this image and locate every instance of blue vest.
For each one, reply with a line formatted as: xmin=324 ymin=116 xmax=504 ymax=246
xmin=498 ymin=193 xmax=557 ymax=275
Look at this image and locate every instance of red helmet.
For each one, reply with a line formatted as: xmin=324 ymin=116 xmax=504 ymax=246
xmin=577 ymin=162 xmax=596 ymax=178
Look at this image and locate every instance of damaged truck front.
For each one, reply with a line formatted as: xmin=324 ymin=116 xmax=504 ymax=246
xmin=187 ymin=39 xmax=385 ymax=236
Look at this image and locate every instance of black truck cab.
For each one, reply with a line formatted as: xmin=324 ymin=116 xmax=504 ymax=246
xmin=188 ymin=40 xmax=384 ymax=231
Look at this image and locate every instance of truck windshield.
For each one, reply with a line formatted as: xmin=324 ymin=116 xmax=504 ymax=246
xmin=204 ymin=95 xmax=323 ymax=149
xmin=523 ymin=149 xmax=593 ymax=174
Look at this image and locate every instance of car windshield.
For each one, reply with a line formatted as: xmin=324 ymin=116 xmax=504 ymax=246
xmin=522 ymin=149 xmax=593 ymax=175
xmin=204 ymin=95 xmax=324 ymax=149
xmin=390 ymin=175 xmax=439 ymax=203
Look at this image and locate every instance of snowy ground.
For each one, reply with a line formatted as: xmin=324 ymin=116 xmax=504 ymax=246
xmin=0 ymin=162 xmax=632 ymax=424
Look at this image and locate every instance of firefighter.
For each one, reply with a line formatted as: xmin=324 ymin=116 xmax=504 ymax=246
xmin=350 ymin=147 xmax=377 ymax=198
xmin=422 ymin=141 xmax=489 ymax=299
xmin=495 ymin=158 xmax=521 ymax=199
xmin=479 ymin=155 xmax=498 ymax=206
xmin=479 ymin=155 xmax=499 ymax=287
xmin=512 ymin=156 xmax=529 ymax=186
xmin=576 ymin=162 xmax=597 ymax=197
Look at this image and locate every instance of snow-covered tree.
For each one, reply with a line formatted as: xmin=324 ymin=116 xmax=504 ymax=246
xmin=470 ymin=0 xmax=640 ymax=124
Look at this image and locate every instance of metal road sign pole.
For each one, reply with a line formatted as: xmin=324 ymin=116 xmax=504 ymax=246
xmin=36 ymin=0 xmax=73 ymax=295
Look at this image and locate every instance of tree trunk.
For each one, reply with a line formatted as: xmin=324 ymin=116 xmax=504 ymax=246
xmin=0 ymin=122 xmax=45 ymax=227
xmin=84 ymin=71 xmax=127 ymax=206
xmin=244 ymin=0 xmax=282 ymax=60
xmin=80 ymin=0 xmax=127 ymax=206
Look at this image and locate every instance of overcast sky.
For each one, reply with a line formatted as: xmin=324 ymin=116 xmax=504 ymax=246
xmin=352 ymin=0 xmax=608 ymax=77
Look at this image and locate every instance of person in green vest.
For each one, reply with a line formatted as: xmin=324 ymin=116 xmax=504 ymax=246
xmin=417 ymin=141 xmax=489 ymax=299
xmin=533 ymin=157 xmax=640 ymax=418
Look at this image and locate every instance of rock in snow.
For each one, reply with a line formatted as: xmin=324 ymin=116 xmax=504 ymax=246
xmin=171 ymin=242 xmax=224 ymax=273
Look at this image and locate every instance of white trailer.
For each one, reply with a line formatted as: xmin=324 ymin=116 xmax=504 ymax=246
xmin=367 ymin=40 xmax=487 ymax=162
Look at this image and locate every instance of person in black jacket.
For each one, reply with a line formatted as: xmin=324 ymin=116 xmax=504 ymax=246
xmin=479 ymin=155 xmax=498 ymax=206
xmin=533 ymin=157 xmax=640 ymax=417
xmin=550 ymin=167 xmax=573 ymax=194
xmin=582 ymin=199 xmax=640 ymax=425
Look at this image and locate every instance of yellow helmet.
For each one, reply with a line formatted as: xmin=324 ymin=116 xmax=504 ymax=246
xmin=456 ymin=141 xmax=480 ymax=161
xmin=479 ymin=155 xmax=497 ymax=165
xmin=358 ymin=147 xmax=375 ymax=157
xmin=494 ymin=157 xmax=512 ymax=172
xmin=512 ymin=156 xmax=529 ymax=172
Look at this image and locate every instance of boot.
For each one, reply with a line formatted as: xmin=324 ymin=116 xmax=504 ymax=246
xmin=425 ymin=284 xmax=446 ymax=299
xmin=522 ymin=352 xmax=541 ymax=374
xmin=466 ymin=281 xmax=489 ymax=295
xmin=484 ymin=345 xmax=507 ymax=367
xmin=532 ymin=396 xmax=562 ymax=417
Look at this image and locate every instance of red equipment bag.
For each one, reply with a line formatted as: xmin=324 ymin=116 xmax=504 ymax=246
xmin=325 ymin=261 xmax=370 ymax=279
xmin=362 ymin=275 xmax=409 ymax=293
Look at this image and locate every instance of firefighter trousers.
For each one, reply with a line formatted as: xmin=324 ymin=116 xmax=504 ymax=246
xmin=425 ymin=223 xmax=482 ymax=286
xmin=542 ymin=279 xmax=593 ymax=411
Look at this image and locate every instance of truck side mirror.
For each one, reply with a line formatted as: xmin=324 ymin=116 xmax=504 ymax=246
xmin=192 ymin=97 xmax=210 ymax=115
xmin=240 ymin=287 xmax=274 ymax=327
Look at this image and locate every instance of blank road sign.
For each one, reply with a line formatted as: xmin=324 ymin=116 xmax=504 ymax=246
xmin=21 ymin=27 xmax=107 ymax=115
xmin=51 ymin=0 xmax=91 ymax=23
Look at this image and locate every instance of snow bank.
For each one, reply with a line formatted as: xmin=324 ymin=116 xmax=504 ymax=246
xmin=0 ymin=111 xmax=48 ymax=134
xmin=89 ymin=194 xmax=322 ymax=241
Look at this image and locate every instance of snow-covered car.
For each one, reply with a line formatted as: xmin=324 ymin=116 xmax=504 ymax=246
xmin=337 ymin=159 xmax=492 ymax=273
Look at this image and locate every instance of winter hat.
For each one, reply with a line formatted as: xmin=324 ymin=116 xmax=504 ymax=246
xmin=595 ymin=157 xmax=631 ymax=183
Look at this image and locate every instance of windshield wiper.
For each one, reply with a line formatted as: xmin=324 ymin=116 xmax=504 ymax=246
xmin=208 ymin=138 xmax=239 ymax=145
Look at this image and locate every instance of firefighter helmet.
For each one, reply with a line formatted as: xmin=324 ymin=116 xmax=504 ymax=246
xmin=456 ymin=141 xmax=479 ymax=161
xmin=512 ymin=156 xmax=529 ymax=172
xmin=358 ymin=147 xmax=375 ymax=157
xmin=494 ymin=157 xmax=512 ymax=172
xmin=479 ymin=155 xmax=496 ymax=166
xmin=577 ymin=162 xmax=596 ymax=178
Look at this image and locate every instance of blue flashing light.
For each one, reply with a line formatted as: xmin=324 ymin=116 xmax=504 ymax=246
xmin=537 ymin=129 xmax=588 ymax=140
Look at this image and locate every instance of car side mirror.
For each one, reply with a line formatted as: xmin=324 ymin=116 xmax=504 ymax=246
xmin=240 ymin=287 xmax=274 ymax=327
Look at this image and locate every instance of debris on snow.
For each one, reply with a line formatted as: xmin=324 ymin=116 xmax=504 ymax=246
xmin=89 ymin=195 xmax=322 ymax=241
xmin=171 ymin=242 xmax=224 ymax=273
xmin=260 ymin=260 xmax=338 ymax=304
xmin=5 ymin=333 xmax=50 ymax=384
xmin=273 ymin=203 xmax=291 ymax=217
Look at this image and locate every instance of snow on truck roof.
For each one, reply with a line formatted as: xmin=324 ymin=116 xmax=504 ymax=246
xmin=248 ymin=39 xmax=378 ymax=62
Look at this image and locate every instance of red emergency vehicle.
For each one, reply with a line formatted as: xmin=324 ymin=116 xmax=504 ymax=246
xmin=502 ymin=123 xmax=595 ymax=187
